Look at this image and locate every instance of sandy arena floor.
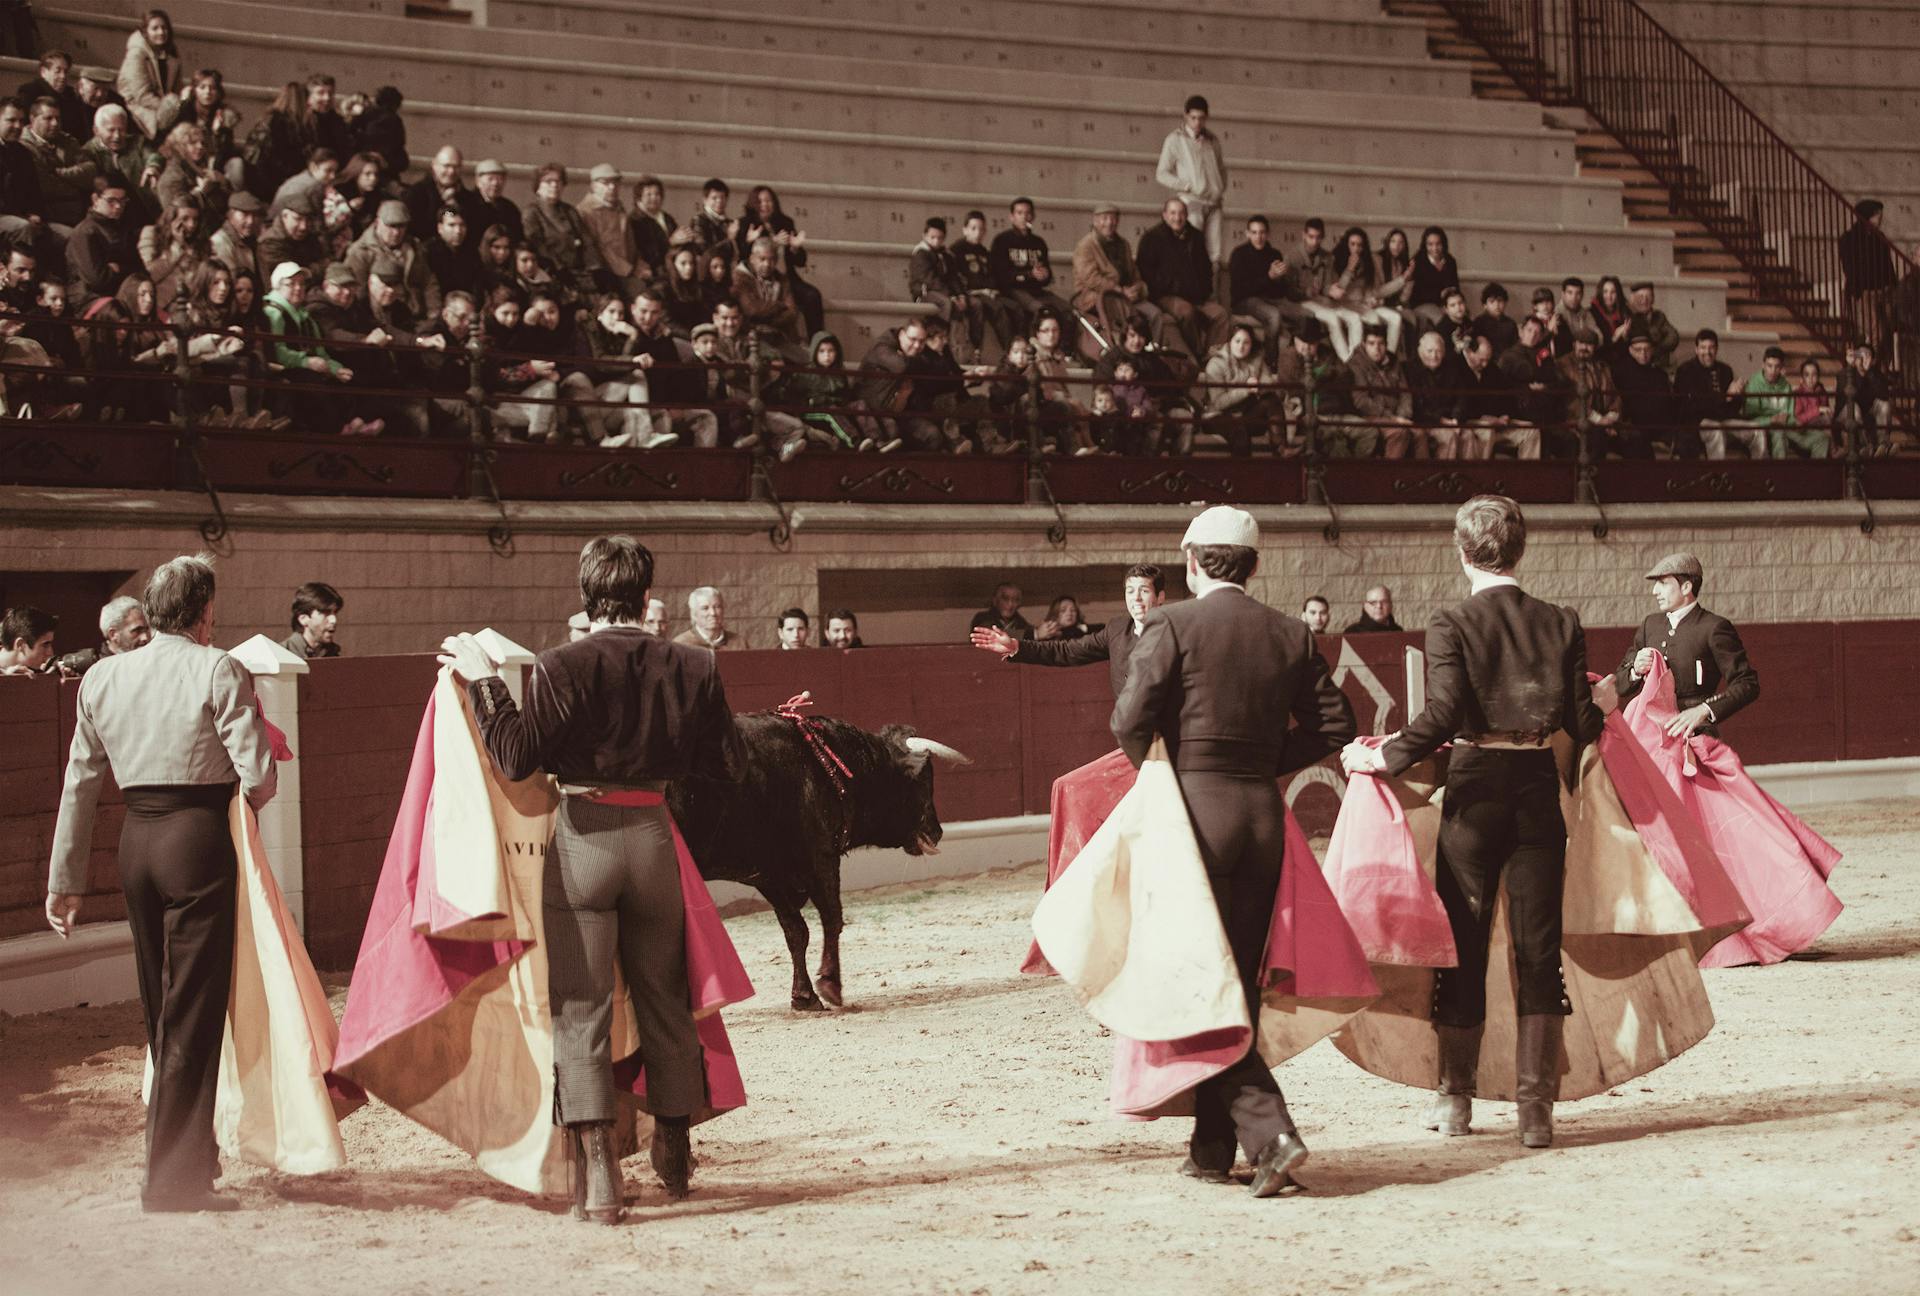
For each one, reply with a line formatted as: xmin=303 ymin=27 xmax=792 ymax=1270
xmin=2 ymin=798 xmax=1917 ymax=1296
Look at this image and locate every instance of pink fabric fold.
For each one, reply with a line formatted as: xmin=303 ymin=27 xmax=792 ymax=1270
xmin=1619 ymin=657 xmax=1843 ymax=966
xmin=1319 ymin=737 xmax=1457 ymax=967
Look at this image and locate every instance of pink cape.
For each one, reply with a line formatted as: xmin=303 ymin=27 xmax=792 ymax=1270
xmin=1027 ymin=747 xmax=1378 ymax=1118
xmin=1621 ymin=656 xmax=1843 ymax=966
xmin=329 ymin=684 xmax=752 ymax=1191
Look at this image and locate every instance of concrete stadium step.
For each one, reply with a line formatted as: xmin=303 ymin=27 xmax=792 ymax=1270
xmin=1712 ymin=79 xmax=1920 ymax=119
xmin=1651 ymin=35 xmax=1920 ymax=85
xmin=490 ymin=0 xmax=1440 ymax=64
xmin=1647 ymin=0 xmax=1920 ymax=45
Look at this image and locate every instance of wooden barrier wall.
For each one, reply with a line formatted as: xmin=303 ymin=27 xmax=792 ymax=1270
xmin=4 ymin=621 xmax=1916 ymax=961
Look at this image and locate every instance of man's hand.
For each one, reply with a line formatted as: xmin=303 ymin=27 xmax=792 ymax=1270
xmin=1664 ymin=703 xmax=1712 ymax=739
xmin=1591 ymin=674 xmax=1619 ymax=715
xmin=1031 ymin=263 xmax=1050 ymax=284
xmin=1632 ymin=647 xmax=1659 ymax=678
xmin=1340 ymin=739 xmax=1386 ymax=776
xmin=437 ymin=632 xmax=501 ymax=683
xmin=969 ymin=626 xmax=1019 ymax=656
xmin=46 ymin=892 xmax=80 ymax=938
xmin=1267 ymin=260 xmax=1285 ymax=280
xmin=304 ymin=356 xmax=331 ymax=374
xmin=333 ymin=366 xmax=354 ymax=383
xmin=365 ymin=327 xmax=390 ymax=346
xmin=531 ymin=360 xmax=558 ymax=378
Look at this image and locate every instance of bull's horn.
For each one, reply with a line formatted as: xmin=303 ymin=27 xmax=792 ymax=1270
xmin=904 ymin=737 xmax=973 ymax=766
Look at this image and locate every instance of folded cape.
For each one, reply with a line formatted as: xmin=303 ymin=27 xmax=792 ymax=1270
xmin=1326 ymin=727 xmax=1750 ymax=1101
xmin=1620 ymin=656 xmax=1842 ymax=967
xmin=329 ymin=671 xmax=752 ymax=1195
xmin=1030 ymin=745 xmax=1378 ymax=1119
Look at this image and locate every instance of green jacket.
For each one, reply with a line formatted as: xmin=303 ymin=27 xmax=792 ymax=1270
xmin=262 ymin=291 xmax=342 ymax=375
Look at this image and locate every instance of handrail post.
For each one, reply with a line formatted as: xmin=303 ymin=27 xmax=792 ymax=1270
xmin=170 ymin=317 xmax=193 ymax=429
xmin=1301 ymin=365 xmax=1327 ymax=506
xmin=1023 ymin=364 xmax=1045 ymax=504
xmin=465 ymin=328 xmax=489 ymax=500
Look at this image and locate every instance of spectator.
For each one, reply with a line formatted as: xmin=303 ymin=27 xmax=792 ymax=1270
xmin=268 ymin=146 xmax=337 ymax=222
xmin=1344 ymin=586 xmax=1402 ymax=634
xmin=413 ymin=289 xmax=479 ymax=435
xmin=1406 ymin=225 xmax=1460 ymax=328
xmin=351 ymin=85 xmax=407 ymax=175
xmin=1499 ymin=314 xmax=1569 ymax=455
xmin=257 ymin=189 xmax=329 ymax=283
xmin=523 ymin=162 xmax=597 ymax=294
xmin=629 ymin=174 xmax=673 ymax=283
xmin=857 ymin=318 xmax=936 ymax=451
xmin=969 ymin=582 xmax=1032 ymax=639
xmin=912 ymin=216 xmax=981 ymax=363
xmin=735 ymin=186 xmax=822 ymax=338
xmin=295 ymin=74 xmax=352 ymax=171
xmin=1669 ymin=327 xmax=1739 ymax=460
xmin=241 ymin=81 xmax=304 ymax=200
xmin=0 ymin=605 xmax=57 ymax=673
xmin=331 ymin=150 xmax=392 ymax=237
xmin=732 ymin=235 xmax=805 ymax=355
xmin=658 ymin=233 xmax=708 ymax=335
xmin=1408 ymin=328 xmax=1464 ymax=456
xmin=1376 ymin=227 xmax=1416 ymax=341
xmin=343 ymin=199 xmax=434 ymax=315
xmin=1437 ymin=287 xmax=1474 ymax=358
xmin=1533 ymin=285 xmax=1573 ymax=358
xmin=0 ymin=242 xmax=36 ymax=311
xmin=1067 ymin=202 xmax=1154 ymax=354
xmin=138 ymin=197 xmax=208 ymax=309
xmin=75 ymin=67 xmax=127 ymax=144
xmin=990 ymin=196 xmax=1074 ymax=348
xmin=83 ymin=103 xmax=159 ymax=213
xmin=1343 ymin=321 xmax=1418 ymax=459
xmin=688 ymin=177 xmax=736 ymax=270
xmin=674 ymin=586 xmax=747 ymax=651
xmin=68 ymin=176 xmax=139 ymax=305
xmin=177 ymin=69 xmax=241 ymax=186
xmin=116 ymin=8 xmax=182 ymax=141
xmin=1470 ymin=282 xmax=1517 ymax=356
xmin=210 ymin=190 xmax=265 ymax=286
xmin=824 ymin=609 xmax=863 ymax=649
xmin=0 ymin=97 xmax=44 ymax=240
xmin=25 ymin=280 xmax=86 ymax=402
xmin=18 ymin=51 xmax=86 ymax=141
xmin=425 ymin=204 xmax=480 ymax=301
xmin=1626 ymin=281 xmax=1679 ymax=372
xmin=1836 ymin=342 xmax=1891 ymax=457
xmin=1199 ymin=321 xmax=1281 ymax=457
xmin=262 ymin=262 xmax=372 ymax=435
xmin=1589 ymin=274 xmax=1630 ymax=357
xmin=1551 ymin=277 xmax=1586 ymax=355
xmin=952 ymin=209 xmax=1015 ymax=358
xmin=283 ymin=581 xmax=343 ymax=658
xmin=1030 ymin=312 xmax=1097 ymax=454
xmin=1300 ymin=595 xmax=1331 ymax=635
xmin=1286 ymin=217 xmax=1337 ymax=343
xmin=775 ymin=329 xmax=862 ymax=450
xmin=154 ymin=121 xmax=229 ymax=222
xmin=1325 ymin=226 xmax=1400 ymax=359
xmin=55 ymin=596 xmax=152 ymax=676
xmin=1558 ymin=327 xmax=1623 ymax=461
xmin=579 ymin=162 xmax=643 ymax=298
xmin=628 ymin=289 xmax=717 ymax=448
xmin=1229 ymin=214 xmax=1296 ymax=353
xmin=776 ymin=608 xmax=812 ymax=649
xmin=1137 ymin=196 xmax=1227 ymax=361
xmin=1729 ymin=346 xmax=1790 ymax=460
xmin=708 ymin=296 xmax=747 ymax=364
xmin=23 ymin=95 xmax=95 ymax=226
xmin=1611 ymin=329 xmax=1667 ymax=458
xmin=1839 ymin=199 xmax=1896 ymax=353
xmin=1092 ymin=314 xmax=1195 ymax=455
xmin=1270 ymin=316 xmax=1341 ymax=456
xmin=1155 ymin=94 xmax=1227 ymax=267
xmin=1780 ymin=359 xmax=1833 ymax=460
xmin=470 ymin=159 xmax=521 ymax=243
xmin=641 ymin=598 xmax=667 ymax=637
xmin=1453 ymin=334 xmax=1539 ymax=460
xmin=1034 ymin=595 xmax=1094 ymax=641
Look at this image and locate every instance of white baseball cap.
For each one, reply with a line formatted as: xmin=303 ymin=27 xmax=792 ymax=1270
xmin=1181 ymin=504 xmax=1259 ymax=549
xmin=270 ymin=261 xmax=308 ymax=288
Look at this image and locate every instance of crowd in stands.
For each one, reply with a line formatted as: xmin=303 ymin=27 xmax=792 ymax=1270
xmin=0 ymin=18 xmax=1910 ymax=462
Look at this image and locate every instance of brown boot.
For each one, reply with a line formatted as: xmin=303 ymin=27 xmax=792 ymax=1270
xmin=650 ymin=1114 xmax=692 ymax=1199
xmin=1515 ymin=1014 xmax=1563 ymax=1148
xmin=1425 ymin=1023 xmax=1482 ymax=1136
xmin=569 ymin=1121 xmax=624 ymax=1223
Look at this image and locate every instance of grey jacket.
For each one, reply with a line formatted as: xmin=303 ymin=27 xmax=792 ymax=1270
xmin=49 ymin=633 xmax=278 ymax=894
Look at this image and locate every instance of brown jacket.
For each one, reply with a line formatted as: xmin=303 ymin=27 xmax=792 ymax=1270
xmin=1071 ymin=229 xmax=1144 ymax=313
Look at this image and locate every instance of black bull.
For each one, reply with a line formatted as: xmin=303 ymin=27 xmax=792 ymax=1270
xmin=668 ymin=713 xmax=971 ymax=1011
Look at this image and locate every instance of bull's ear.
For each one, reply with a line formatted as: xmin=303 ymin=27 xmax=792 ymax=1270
xmin=899 ymin=747 xmax=931 ymax=777
xmin=879 ymin=723 xmax=918 ymax=748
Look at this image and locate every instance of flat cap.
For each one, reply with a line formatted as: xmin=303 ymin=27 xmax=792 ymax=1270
xmin=369 ymin=255 xmax=405 ymax=285
xmin=280 ymin=190 xmax=318 ymax=217
xmin=228 ymin=191 xmax=265 ymax=213
xmin=323 ymin=262 xmax=357 ymax=286
xmin=475 ymin=158 xmax=507 ymax=176
xmin=77 ymin=66 xmax=114 ymax=82
xmin=1181 ymin=504 xmax=1259 ymax=550
xmin=589 ymin=162 xmax=620 ymax=182
xmin=1644 ymin=552 xmax=1703 ymax=582
xmin=377 ymin=199 xmax=410 ymax=226
xmin=1092 ymin=201 xmax=1121 ymax=217
xmin=690 ymin=322 xmax=718 ymax=340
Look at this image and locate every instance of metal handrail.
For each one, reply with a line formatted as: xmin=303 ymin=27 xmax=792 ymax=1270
xmin=1438 ymin=0 xmax=1918 ymax=375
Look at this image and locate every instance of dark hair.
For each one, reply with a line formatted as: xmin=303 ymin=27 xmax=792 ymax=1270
xmin=1596 ymin=274 xmax=1624 ymax=306
xmin=1302 ymin=594 xmax=1329 ymax=610
xmin=1360 ymin=321 xmax=1388 ymax=340
xmin=1303 ymin=216 xmax=1324 ymax=234
xmin=1694 ymin=327 xmax=1719 ymax=344
xmin=305 ymin=146 xmax=338 ymax=167
xmin=0 ymin=96 xmax=23 ymax=115
xmin=373 ymin=85 xmax=403 ymax=111
xmin=827 ymin=608 xmax=858 ymax=626
xmin=1245 ymin=213 xmax=1269 ymax=230
xmin=305 ymin=73 xmax=336 ymax=92
xmin=38 ymin=49 xmax=69 ymax=70
xmin=964 ymin=209 xmax=986 ymax=225
xmin=1454 ymin=494 xmax=1527 ymax=572
xmin=1419 ymin=225 xmax=1451 ymax=259
xmin=1629 ymin=280 xmax=1653 ymax=295
xmin=1763 ymin=346 xmax=1787 ymax=363
xmin=1124 ymin=562 xmax=1164 ymax=593
xmin=535 ymin=161 xmax=566 ymax=186
xmin=1441 ymin=287 xmax=1465 ymax=306
xmin=1187 ymin=543 xmax=1257 ymax=584
xmin=1531 ymin=286 xmax=1556 ymax=305
xmin=703 ymin=177 xmax=729 ymax=196
xmin=1 ymin=604 xmax=55 ymax=650
xmin=1183 ymin=94 xmax=1209 ymax=114
xmin=1560 ymin=275 xmax=1584 ymax=291
xmin=1480 ymin=281 xmax=1508 ymax=303
xmin=635 ymin=173 xmax=663 ymax=192
xmin=289 ymin=581 xmax=343 ymax=629
xmin=924 ymin=216 xmax=946 ymax=234
xmin=1331 ymin=226 xmax=1375 ymax=283
xmin=778 ymin=607 xmax=809 ymax=626
xmin=578 ymin=535 xmax=654 ymax=623
xmin=1010 ymin=195 xmax=1035 ymax=211
xmin=145 ymin=555 xmax=217 ymax=634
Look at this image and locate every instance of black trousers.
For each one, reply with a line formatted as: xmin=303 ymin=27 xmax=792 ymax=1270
xmin=119 ymin=784 xmax=238 ymax=1201
xmin=543 ymin=797 xmax=704 ymax=1124
xmin=1179 ymin=769 xmax=1295 ymax=1170
xmin=1431 ymin=748 xmax=1571 ymax=1027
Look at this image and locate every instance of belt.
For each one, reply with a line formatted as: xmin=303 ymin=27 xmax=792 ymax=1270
xmin=1454 ymin=733 xmax=1553 ymax=751
xmin=559 ymin=781 xmax=667 ymax=806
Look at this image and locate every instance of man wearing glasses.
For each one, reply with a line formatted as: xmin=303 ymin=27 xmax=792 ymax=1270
xmin=1343 ymin=585 xmax=1403 ymax=634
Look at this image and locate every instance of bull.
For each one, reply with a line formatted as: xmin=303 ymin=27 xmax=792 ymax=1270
xmin=668 ymin=711 xmax=971 ymax=1011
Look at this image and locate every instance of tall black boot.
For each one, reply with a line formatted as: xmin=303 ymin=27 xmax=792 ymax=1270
xmin=570 ymin=1121 xmax=624 ymax=1224
xmin=651 ymin=1114 xmax=692 ymax=1199
xmin=1425 ymin=1023 xmax=1483 ymax=1136
xmin=1515 ymin=1014 xmax=1563 ymax=1149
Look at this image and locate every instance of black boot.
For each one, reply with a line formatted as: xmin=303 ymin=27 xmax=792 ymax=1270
xmin=1425 ymin=1023 xmax=1482 ymax=1136
xmin=1515 ymin=1014 xmax=1563 ymax=1149
xmin=571 ymin=1121 xmax=624 ymax=1224
xmin=651 ymin=1114 xmax=692 ymax=1199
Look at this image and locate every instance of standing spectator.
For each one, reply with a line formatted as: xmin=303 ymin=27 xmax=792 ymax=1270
xmin=0 ymin=605 xmax=57 ymax=673
xmin=1229 ymin=214 xmax=1296 ymax=352
xmin=403 ymin=145 xmax=483 ymax=242
xmin=969 ymin=583 xmax=1032 ymax=639
xmin=912 ymin=216 xmax=983 ymax=362
xmin=1836 ymin=342 xmax=1891 ymax=457
xmin=629 ymin=174 xmax=673 ymax=283
xmin=68 ymin=177 xmax=139 ymax=306
xmin=1669 ymin=328 xmax=1738 ymax=460
xmin=1557 ymin=328 xmax=1623 ymax=461
xmin=775 ymin=609 xmax=811 ymax=649
xmin=1154 ymin=94 xmax=1227 ymax=268
xmin=350 ymin=86 xmax=407 ymax=175
xmin=1199 ymin=321 xmax=1280 ymax=456
xmin=23 ymin=95 xmax=95 ymax=226
xmin=1780 ymin=359 xmax=1833 ymax=460
xmin=1839 ymin=199 xmax=1896 ymax=353
xmin=1324 ymin=226 xmax=1400 ymax=359
xmin=295 ymin=75 xmax=351 ymax=168
xmin=470 ymin=159 xmax=521 ymax=243
xmin=1069 ymin=202 xmax=1158 ymax=354
xmin=1344 ymin=321 xmax=1419 ymax=459
xmin=953 ymin=209 xmax=1014 ymax=359
xmin=990 ymin=196 xmax=1074 ymax=347
xmin=1626 ymin=282 xmax=1679 ymax=371
xmin=1729 ymin=347 xmax=1790 ymax=459
xmin=1406 ymin=226 xmax=1461 ymax=329
xmin=1136 ymin=197 xmax=1227 ymax=361
xmin=824 ymin=610 xmax=863 ymax=649
xmin=674 ymin=586 xmax=747 ymax=651
xmin=580 ymin=163 xmax=643 ymax=298
xmin=1343 ymin=587 xmax=1402 ymax=634
xmin=282 ymin=581 xmax=343 ymax=659
xmin=241 ymin=82 xmax=304 ymax=200
xmin=1611 ymin=329 xmax=1667 ymax=458
xmin=1300 ymin=595 xmax=1331 ymax=635
xmin=687 ymin=178 xmax=736 ymax=269
xmin=116 ymin=8 xmax=182 ymax=141
xmin=18 ymin=51 xmax=85 ymax=141
xmin=209 ymin=190 xmax=265 ymax=286
xmin=56 ymin=596 xmax=153 ymax=676
xmin=1470 ymin=282 xmax=1518 ymax=356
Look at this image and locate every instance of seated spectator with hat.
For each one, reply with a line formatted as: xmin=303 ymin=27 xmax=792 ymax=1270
xmin=470 ymin=157 xmax=522 ymax=242
xmin=210 ymin=189 xmax=266 ymax=284
xmin=344 ymin=197 xmax=438 ymax=317
xmin=579 ymin=162 xmax=644 ymax=299
xmin=256 ymin=188 xmax=329 ymax=282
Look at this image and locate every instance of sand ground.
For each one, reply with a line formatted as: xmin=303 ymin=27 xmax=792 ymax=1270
xmin=2 ymin=797 xmax=1916 ymax=1296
